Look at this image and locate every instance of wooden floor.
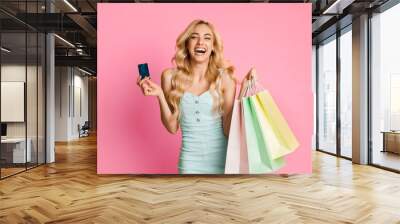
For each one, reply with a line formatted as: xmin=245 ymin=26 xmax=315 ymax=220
xmin=1 ymin=134 xmax=400 ymax=224
xmin=1 ymin=163 xmax=45 ymax=178
xmin=0 ymin=167 xmax=26 ymax=178
xmin=373 ymin=150 xmax=400 ymax=171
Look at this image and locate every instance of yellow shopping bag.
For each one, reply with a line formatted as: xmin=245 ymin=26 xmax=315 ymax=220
xmin=253 ymin=90 xmax=299 ymax=159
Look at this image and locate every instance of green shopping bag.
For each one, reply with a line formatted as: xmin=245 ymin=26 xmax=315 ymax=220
xmin=242 ymin=96 xmax=285 ymax=173
xmin=251 ymin=91 xmax=300 ymax=160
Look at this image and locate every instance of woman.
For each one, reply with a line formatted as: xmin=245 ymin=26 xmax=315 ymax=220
xmin=137 ymin=19 xmax=255 ymax=174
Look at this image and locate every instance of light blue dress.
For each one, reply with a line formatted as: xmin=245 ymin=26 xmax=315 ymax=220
xmin=178 ymin=90 xmax=228 ymax=174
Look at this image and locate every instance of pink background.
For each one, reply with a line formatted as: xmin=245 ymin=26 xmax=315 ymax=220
xmin=97 ymin=3 xmax=312 ymax=174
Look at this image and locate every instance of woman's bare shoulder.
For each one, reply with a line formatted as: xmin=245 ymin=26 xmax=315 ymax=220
xmin=161 ymin=68 xmax=176 ymax=80
xmin=220 ymin=62 xmax=236 ymax=85
xmin=220 ymin=70 xmax=236 ymax=91
xmin=222 ymin=60 xmax=235 ymax=74
xmin=161 ymin=68 xmax=176 ymax=91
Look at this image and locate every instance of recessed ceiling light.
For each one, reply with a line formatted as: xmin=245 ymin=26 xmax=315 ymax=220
xmin=54 ymin=34 xmax=75 ymax=48
xmin=78 ymin=67 xmax=93 ymax=76
xmin=1 ymin=47 xmax=11 ymax=53
xmin=63 ymin=0 xmax=78 ymax=12
xmin=323 ymin=0 xmax=354 ymax=15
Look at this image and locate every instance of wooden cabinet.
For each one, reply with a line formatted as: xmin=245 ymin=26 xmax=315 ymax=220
xmin=382 ymin=132 xmax=400 ymax=154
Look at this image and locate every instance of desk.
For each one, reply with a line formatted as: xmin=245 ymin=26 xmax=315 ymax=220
xmin=1 ymin=138 xmax=31 ymax=163
xmin=381 ymin=131 xmax=400 ymax=154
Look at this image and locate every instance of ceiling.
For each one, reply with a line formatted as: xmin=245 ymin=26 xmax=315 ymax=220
xmin=0 ymin=0 xmax=394 ymax=75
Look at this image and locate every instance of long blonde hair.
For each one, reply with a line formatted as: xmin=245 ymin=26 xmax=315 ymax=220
xmin=168 ymin=19 xmax=235 ymax=116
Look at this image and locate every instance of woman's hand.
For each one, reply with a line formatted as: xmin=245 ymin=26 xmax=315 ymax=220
xmin=136 ymin=77 xmax=163 ymax=97
xmin=244 ymin=67 xmax=257 ymax=81
xmin=239 ymin=67 xmax=257 ymax=98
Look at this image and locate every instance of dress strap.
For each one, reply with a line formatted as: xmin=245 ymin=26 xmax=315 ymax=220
xmin=217 ymin=68 xmax=225 ymax=91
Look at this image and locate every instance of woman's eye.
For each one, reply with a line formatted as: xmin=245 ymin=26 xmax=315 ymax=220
xmin=205 ymin=37 xmax=211 ymax=40
xmin=190 ymin=36 xmax=197 ymax=39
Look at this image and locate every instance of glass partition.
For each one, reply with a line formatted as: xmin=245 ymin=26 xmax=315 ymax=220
xmin=0 ymin=1 xmax=46 ymax=179
xmin=1 ymin=30 xmax=28 ymax=177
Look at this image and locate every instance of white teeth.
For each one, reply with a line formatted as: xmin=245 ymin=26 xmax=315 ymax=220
xmin=194 ymin=47 xmax=206 ymax=53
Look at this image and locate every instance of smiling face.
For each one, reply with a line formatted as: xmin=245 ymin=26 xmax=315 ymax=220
xmin=186 ymin=23 xmax=214 ymax=64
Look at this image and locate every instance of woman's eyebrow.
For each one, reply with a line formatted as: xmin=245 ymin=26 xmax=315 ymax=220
xmin=190 ymin=32 xmax=212 ymax=37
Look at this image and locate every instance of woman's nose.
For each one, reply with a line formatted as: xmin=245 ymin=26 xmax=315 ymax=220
xmin=197 ymin=37 xmax=204 ymax=44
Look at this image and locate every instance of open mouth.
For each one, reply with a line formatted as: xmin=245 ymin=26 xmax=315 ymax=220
xmin=194 ymin=47 xmax=207 ymax=56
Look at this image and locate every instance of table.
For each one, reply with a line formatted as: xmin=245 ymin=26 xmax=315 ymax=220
xmin=1 ymin=138 xmax=32 ymax=163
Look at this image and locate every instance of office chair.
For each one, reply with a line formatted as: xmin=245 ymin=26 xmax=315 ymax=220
xmin=79 ymin=121 xmax=90 ymax=138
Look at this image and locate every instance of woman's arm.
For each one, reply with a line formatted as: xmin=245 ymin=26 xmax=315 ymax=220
xmin=221 ymin=72 xmax=237 ymax=137
xmin=220 ymin=67 xmax=257 ymax=136
xmin=238 ymin=67 xmax=258 ymax=98
xmin=159 ymin=69 xmax=180 ymax=134
xmin=138 ymin=68 xmax=180 ymax=134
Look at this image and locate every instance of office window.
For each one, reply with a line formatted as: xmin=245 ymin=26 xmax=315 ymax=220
xmin=340 ymin=27 xmax=352 ymax=158
xmin=317 ymin=36 xmax=337 ymax=154
xmin=371 ymin=3 xmax=400 ymax=171
xmin=390 ymin=75 xmax=400 ymax=130
xmin=312 ymin=45 xmax=317 ymax=150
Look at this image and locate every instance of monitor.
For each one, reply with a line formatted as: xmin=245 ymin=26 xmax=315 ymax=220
xmin=1 ymin=123 xmax=7 ymax=137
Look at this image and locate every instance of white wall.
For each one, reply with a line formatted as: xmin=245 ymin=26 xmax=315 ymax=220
xmin=55 ymin=66 xmax=69 ymax=141
xmin=1 ymin=82 xmax=25 ymax=122
xmin=55 ymin=67 xmax=89 ymax=141
xmin=1 ymin=65 xmax=26 ymax=130
xmin=72 ymin=73 xmax=89 ymax=138
xmin=1 ymin=65 xmax=41 ymax=137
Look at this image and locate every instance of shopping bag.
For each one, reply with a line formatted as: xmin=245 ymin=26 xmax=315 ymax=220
xmin=225 ymin=100 xmax=249 ymax=174
xmin=253 ymin=91 xmax=300 ymax=159
xmin=242 ymin=96 xmax=285 ymax=173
